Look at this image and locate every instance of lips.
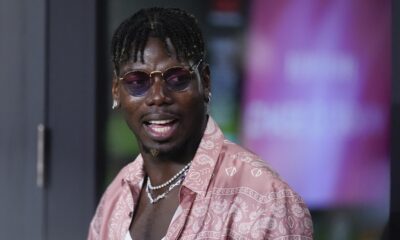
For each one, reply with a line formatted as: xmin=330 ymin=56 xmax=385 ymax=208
xmin=143 ymin=115 xmax=179 ymax=141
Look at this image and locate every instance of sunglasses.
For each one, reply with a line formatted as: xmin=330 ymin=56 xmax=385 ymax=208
xmin=118 ymin=59 xmax=203 ymax=97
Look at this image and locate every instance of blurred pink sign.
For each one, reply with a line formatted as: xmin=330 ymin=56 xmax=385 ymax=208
xmin=242 ymin=0 xmax=390 ymax=208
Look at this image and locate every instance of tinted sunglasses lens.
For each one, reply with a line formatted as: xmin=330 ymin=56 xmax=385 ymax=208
xmin=122 ymin=71 xmax=150 ymax=96
xmin=164 ymin=67 xmax=192 ymax=91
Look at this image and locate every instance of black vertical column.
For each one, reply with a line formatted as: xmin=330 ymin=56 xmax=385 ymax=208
xmin=391 ymin=0 xmax=400 ymax=238
xmin=46 ymin=0 xmax=97 ymax=239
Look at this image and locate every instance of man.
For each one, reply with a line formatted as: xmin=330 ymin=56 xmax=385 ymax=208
xmin=88 ymin=7 xmax=313 ymax=240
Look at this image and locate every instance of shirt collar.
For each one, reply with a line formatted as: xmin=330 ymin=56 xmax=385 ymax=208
xmin=123 ymin=156 xmax=145 ymax=187
xmin=182 ymin=117 xmax=224 ymax=196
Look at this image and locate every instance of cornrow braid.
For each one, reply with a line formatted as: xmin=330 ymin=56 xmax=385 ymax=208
xmin=111 ymin=7 xmax=206 ymax=75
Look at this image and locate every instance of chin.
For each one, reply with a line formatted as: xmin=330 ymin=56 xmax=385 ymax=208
xmin=156 ymin=141 xmax=183 ymax=154
xmin=143 ymin=138 xmax=191 ymax=157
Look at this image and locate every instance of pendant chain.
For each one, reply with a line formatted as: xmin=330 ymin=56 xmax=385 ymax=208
xmin=146 ymin=167 xmax=190 ymax=204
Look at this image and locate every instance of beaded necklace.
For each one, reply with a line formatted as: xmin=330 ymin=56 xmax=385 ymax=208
xmin=146 ymin=162 xmax=191 ymax=204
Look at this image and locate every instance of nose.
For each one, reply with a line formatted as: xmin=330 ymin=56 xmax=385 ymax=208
xmin=144 ymin=77 xmax=173 ymax=106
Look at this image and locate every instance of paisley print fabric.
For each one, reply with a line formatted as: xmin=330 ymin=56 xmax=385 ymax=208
xmin=88 ymin=117 xmax=313 ymax=239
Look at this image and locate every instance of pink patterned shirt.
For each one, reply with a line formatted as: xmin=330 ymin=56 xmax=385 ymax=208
xmin=88 ymin=118 xmax=313 ymax=239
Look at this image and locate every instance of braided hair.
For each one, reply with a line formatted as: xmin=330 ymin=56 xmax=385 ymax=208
xmin=111 ymin=7 xmax=206 ymax=75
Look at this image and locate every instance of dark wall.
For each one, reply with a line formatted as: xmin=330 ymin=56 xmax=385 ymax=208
xmin=0 ymin=0 xmax=98 ymax=239
xmin=46 ymin=0 xmax=97 ymax=239
xmin=0 ymin=0 xmax=46 ymax=238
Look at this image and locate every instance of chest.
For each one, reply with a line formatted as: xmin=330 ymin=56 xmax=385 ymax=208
xmin=129 ymin=186 xmax=180 ymax=240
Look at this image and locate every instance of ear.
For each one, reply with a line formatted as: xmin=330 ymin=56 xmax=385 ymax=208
xmin=200 ymin=63 xmax=211 ymax=102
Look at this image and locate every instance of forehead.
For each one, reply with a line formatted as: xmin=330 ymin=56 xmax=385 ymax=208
xmin=120 ymin=37 xmax=188 ymax=72
xmin=141 ymin=37 xmax=175 ymax=59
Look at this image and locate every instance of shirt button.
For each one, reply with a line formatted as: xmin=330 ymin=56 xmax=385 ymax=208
xmin=121 ymin=179 xmax=126 ymax=186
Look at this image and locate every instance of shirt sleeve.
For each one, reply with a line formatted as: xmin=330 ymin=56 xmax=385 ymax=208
xmin=261 ymin=190 xmax=314 ymax=239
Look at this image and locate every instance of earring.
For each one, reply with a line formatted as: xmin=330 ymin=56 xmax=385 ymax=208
xmin=206 ymin=92 xmax=212 ymax=114
xmin=206 ymin=92 xmax=212 ymax=103
xmin=112 ymin=100 xmax=119 ymax=110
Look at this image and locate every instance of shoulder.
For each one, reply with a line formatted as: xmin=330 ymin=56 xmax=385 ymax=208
xmin=88 ymin=158 xmax=142 ymax=239
xmin=216 ymin=140 xmax=307 ymax=204
xmin=100 ymin=158 xmax=142 ymax=200
xmin=210 ymin=140 xmax=314 ymax=238
xmin=217 ymin=139 xmax=283 ymax=189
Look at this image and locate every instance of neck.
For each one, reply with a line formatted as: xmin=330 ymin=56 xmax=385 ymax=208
xmin=140 ymin=116 xmax=208 ymax=186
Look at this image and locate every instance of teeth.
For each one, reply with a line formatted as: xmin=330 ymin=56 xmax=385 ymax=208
xmin=151 ymin=125 xmax=171 ymax=133
xmin=148 ymin=119 xmax=174 ymax=125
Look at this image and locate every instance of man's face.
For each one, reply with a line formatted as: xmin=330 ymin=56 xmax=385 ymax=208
xmin=113 ymin=37 xmax=210 ymax=156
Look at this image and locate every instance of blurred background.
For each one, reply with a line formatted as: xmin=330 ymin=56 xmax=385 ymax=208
xmin=0 ymin=0 xmax=397 ymax=239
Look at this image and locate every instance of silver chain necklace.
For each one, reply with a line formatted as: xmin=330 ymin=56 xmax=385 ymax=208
xmin=146 ymin=167 xmax=190 ymax=204
xmin=148 ymin=162 xmax=191 ymax=190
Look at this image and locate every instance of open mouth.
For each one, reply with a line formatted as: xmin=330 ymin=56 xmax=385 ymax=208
xmin=143 ymin=118 xmax=179 ymax=140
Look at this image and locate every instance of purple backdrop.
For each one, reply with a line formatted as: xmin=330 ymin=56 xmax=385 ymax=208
xmin=242 ymin=0 xmax=390 ymax=208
